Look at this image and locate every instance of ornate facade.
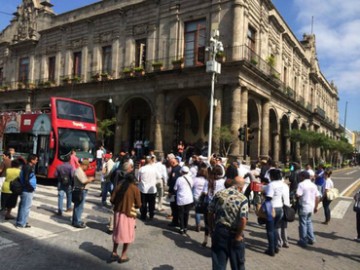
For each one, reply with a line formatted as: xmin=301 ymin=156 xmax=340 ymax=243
xmin=0 ymin=0 xmax=340 ymax=163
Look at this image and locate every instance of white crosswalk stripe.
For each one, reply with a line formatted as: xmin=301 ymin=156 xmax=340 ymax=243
xmin=0 ymin=182 xmax=109 ymax=250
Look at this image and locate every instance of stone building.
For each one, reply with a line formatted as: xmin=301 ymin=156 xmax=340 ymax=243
xmin=0 ymin=0 xmax=340 ymax=163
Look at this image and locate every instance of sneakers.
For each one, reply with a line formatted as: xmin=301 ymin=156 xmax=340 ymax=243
xmin=65 ymin=208 xmax=73 ymax=213
xmin=354 ymin=237 xmax=360 ymax=242
xmin=73 ymin=223 xmax=86 ymax=229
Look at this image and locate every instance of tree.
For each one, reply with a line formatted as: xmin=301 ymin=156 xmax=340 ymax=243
xmin=213 ymin=125 xmax=237 ymax=156
xmin=97 ymin=118 xmax=116 ymax=146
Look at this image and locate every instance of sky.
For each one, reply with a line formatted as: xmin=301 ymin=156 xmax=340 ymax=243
xmin=0 ymin=0 xmax=359 ymax=131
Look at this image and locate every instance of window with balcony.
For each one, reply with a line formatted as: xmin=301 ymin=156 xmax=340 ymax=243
xmin=19 ymin=57 xmax=29 ymax=82
xmin=48 ymin=56 xmax=56 ymax=82
xmin=247 ymin=26 xmax=257 ymax=61
xmin=102 ymin=45 xmax=112 ymax=74
xmin=135 ymin=39 xmax=146 ymax=68
xmin=184 ymin=19 xmax=206 ymax=66
xmin=73 ymin=52 xmax=82 ymax=77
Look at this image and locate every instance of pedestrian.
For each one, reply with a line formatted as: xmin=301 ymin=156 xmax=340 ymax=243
xmin=192 ymin=167 xmax=208 ymax=232
xmin=16 ymin=154 xmax=39 ymax=228
xmin=322 ymin=169 xmax=334 ymax=224
xmin=154 ymin=155 xmax=168 ymax=211
xmin=0 ymin=151 xmax=12 ymax=205
xmin=315 ymin=164 xmax=325 ymax=198
xmin=102 ymin=153 xmax=115 ymax=206
xmin=108 ymin=171 xmax=141 ymax=264
xmin=296 ymin=170 xmax=320 ymax=247
xmin=353 ymin=189 xmax=360 ymax=241
xmin=174 ymin=166 xmax=194 ymax=235
xmin=138 ymin=156 xmax=159 ymax=221
xmin=72 ymin=159 xmax=95 ymax=228
xmin=54 ymin=155 xmax=74 ymax=216
xmin=167 ymin=156 xmax=182 ymax=227
xmin=1 ymin=159 xmax=21 ymax=220
xmin=96 ymin=145 xmax=104 ymax=172
xmin=69 ymin=149 xmax=80 ymax=169
xmin=208 ymin=176 xmax=248 ymax=270
xmin=264 ymin=169 xmax=290 ymax=255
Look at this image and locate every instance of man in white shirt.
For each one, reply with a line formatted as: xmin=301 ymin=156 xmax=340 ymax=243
xmin=154 ymin=155 xmax=168 ymax=211
xmin=101 ymin=154 xmax=115 ymax=206
xmin=138 ymin=156 xmax=159 ymax=221
xmin=174 ymin=166 xmax=194 ymax=235
xmin=96 ymin=146 xmax=104 ymax=172
xmin=296 ymin=170 xmax=320 ymax=247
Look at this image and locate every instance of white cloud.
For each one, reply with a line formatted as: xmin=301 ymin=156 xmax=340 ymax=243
xmin=292 ymin=0 xmax=360 ymax=95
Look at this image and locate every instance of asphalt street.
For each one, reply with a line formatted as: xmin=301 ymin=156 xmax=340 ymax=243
xmin=0 ymin=167 xmax=359 ymax=270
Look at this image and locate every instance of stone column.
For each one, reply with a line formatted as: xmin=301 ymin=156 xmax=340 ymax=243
xmin=112 ymin=39 xmax=120 ymax=78
xmin=154 ymin=93 xmax=165 ymax=155
xmin=229 ymin=84 xmax=241 ymax=156
xmin=82 ymin=46 xmax=88 ymax=81
xmin=213 ymin=86 xmax=223 ymax=155
xmin=261 ymin=100 xmax=270 ymax=158
xmin=232 ymin=0 xmax=245 ymax=60
xmin=273 ymin=128 xmax=280 ymax=163
xmin=240 ymin=87 xmax=248 ymax=159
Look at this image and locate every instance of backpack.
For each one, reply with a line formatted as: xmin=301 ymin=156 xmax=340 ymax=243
xmin=58 ymin=168 xmax=71 ymax=186
xmin=10 ymin=177 xmax=23 ymax=195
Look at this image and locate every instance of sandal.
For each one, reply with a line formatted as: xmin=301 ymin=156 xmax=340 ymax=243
xmin=201 ymin=242 xmax=207 ymax=247
xmin=118 ymin=257 xmax=130 ymax=264
xmin=106 ymin=254 xmax=119 ymax=263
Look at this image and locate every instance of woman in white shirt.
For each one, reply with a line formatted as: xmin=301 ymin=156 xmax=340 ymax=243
xmin=192 ymin=167 xmax=208 ymax=231
xmin=264 ymin=169 xmax=290 ymax=256
xmin=322 ymin=170 xmax=334 ymax=224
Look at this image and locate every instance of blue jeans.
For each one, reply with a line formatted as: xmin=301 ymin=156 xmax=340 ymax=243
xmin=101 ymin=181 xmax=113 ymax=204
xmin=298 ymin=212 xmax=315 ymax=245
xmin=72 ymin=189 xmax=87 ymax=226
xmin=58 ymin=183 xmax=72 ymax=213
xmin=211 ymin=224 xmax=245 ymax=270
xmin=96 ymin=158 xmax=102 ymax=171
xmin=322 ymin=197 xmax=331 ymax=222
xmin=16 ymin=191 xmax=34 ymax=227
xmin=266 ymin=207 xmax=283 ymax=254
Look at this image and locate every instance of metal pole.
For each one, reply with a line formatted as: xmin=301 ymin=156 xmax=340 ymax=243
xmin=344 ymin=101 xmax=348 ymax=130
xmin=208 ymin=72 xmax=215 ymax=160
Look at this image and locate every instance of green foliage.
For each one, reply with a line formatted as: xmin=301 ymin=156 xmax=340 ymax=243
xmin=214 ymin=125 xmax=237 ymax=156
xmin=97 ymin=118 xmax=116 ymax=144
xmin=266 ymin=55 xmax=275 ymax=67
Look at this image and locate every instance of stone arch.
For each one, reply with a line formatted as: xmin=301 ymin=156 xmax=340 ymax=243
xmin=269 ymin=108 xmax=278 ymax=161
xmin=94 ymin=99 xmax=115 ymax=151
xmin=280 ymin=113 xmax=290 ymax=163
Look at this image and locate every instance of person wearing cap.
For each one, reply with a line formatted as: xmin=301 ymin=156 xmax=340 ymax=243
xmin=296 ymin=170 xmax=320 ymax=247
xmin=102 ymin=153 xmax=115 ymax=206
xmin=167 ymin=156 xmax=182 ymax=226
xmin=173 ymin=166 xmax=194 ymax=235
xmin=137 ymin=156 xmax=159 ymax=221
xmin=72 ymin=159 xmax=95 ymax=228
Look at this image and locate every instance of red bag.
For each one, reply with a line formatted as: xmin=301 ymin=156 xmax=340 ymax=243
xmin=250 ymin=181 xmax=263 ymax=192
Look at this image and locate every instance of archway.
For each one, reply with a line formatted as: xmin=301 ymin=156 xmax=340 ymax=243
xmin=247 ymin=99 xmax=260 ymax=161
xmin=280 ymin=114 xmax=290 ymax=163
xmin=269 ymin=109 xmax=278 ymax=161
xmin=94 ymin=100 xmax=115 ymax=152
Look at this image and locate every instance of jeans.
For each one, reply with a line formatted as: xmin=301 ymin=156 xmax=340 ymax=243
xmin=96 ymin=158 xmax=102 ymax=171
xmin=58 ymin=183 xmax=72 ymax=213
xmin=322 ymin=197 xmax=332 ymax=222
xmin=16 ymin=191 xmax=34 ymax=227
xmin=357 ymin=211 xmax=360 ymax=238
xmin=193 ymin=198 xmax=201 ymax=226
xmin=266 ymin=207 xmax=283 ymax=254
xmin=72 ymin=189 xmax=88 ymax=226
xmin=211 ymin=224 xmax=245 ymax=270
xmin=101 ymin=181 xmax=113 ymax=204
xmin=298 ymin=212 xmax=315 ymax=245
xmin=170 ymin=196 xmax=179 ymax=225
xmin=140 ymin=192 xmax=156 ymax=220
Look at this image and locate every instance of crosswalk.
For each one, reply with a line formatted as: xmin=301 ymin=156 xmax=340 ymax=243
xmin=0 ymin=182 xmax=111 ymax=251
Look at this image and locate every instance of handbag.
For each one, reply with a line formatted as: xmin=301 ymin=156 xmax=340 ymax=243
xmin=326 ymin=188 xmax=339 ymax=201
xmin=354 ymin=192 xmax=360 ymax=212
xmin=10 ymin=177 xmax=23 ymax=195
xmin=257 ymin=201 xmax=275 ymax=219
xmin=72 ymin=188 xmax=83 ymax=203
xmin=195 ymin=194 xmax=207 ymax=214
xmin=283 ymin=204 xmax=296 ymax=222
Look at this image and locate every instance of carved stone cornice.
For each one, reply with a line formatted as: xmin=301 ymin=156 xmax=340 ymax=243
xmin=67 ymin=38 xmax=88 ymax=50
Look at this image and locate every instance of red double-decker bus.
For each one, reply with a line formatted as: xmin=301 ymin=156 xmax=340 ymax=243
xmin=0 ymin=97 xmax=97 ymax=179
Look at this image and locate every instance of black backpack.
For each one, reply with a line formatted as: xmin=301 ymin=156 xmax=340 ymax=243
xmin=10 ymin=177 xmax=23 ymax=195
xmin=58 ymin=168 xmax=71 ymax=186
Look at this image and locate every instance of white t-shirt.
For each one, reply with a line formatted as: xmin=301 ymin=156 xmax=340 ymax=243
xmin=138 ymin=164 xmax=159 ymax=194
xmin=174 ymin=174 xmax=194 ymax=206
xmin=265 ymin=180 xmax=290 ymax=208
xmin=325 ymin=177 xmax=334 ymax=190
xmin=192 ymin=176 xmax=207 ymax=200
xmin=296 ymin=179 xmax=320 ymax=214
xmin=96 ymin=149 xmax=104 ymax=159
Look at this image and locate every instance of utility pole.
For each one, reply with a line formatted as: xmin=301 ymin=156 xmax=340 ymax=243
xmin=206 ymin=29 xmax=223 ymax=160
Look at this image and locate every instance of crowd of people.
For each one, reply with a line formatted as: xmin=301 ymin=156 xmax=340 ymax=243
xmin=1 ymin=144 xmax=359 ymax=269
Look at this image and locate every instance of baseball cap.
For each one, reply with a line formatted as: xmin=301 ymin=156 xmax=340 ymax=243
xmin=181 ymin=166 xmax=190 ymax=174
xmin=104 ymin=154 xmax=112 ymax=159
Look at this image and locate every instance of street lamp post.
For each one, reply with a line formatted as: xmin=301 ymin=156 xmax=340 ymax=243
xmin=206 ymin=29 xmax=223 ymax=160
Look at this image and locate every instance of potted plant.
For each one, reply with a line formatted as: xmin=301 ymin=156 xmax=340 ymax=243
xmin=122 ymin=68 xmax=133 ymax=78
xmin=172 ymin=58 xmax=184 ymax=69
xmin=92 ymin=73 xmax=101 ymax=82
xmin=250 ymin=58 xmax=258 ymax=65
xmin=101 ymin=72 xmax=112 ymax=81
xmin=215 ymin=52 xmax=226 ymax=63
xmin=133 ymin=66 xmax=145 ymax=76
xmin=44 ymin=80 xmax=55 ymax=87
xmin=26 ymin=82 xmax=35 ymax=89
xmin=152 ymin=61 xmax=163 ymax=72
xmin=62 ymin=77 xmax=71 ymax=85
xmin=71 ymin=76 xmax=81 ymax=84
xmin=17 ymin=82 xmax=25 ymax=89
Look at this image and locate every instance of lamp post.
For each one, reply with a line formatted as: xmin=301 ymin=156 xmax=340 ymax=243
xmin=206 ymin=29 xmax=223 ymax=160
xmin=286 ymin=110 xmax=291 ymax=163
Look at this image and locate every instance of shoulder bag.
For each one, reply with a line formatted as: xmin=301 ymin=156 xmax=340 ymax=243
xmin=283 ymin=204 xmax=296 ymax=222
xmin=326 ymin=188 xmax=339 ymax=201
xmin=10 ymin=177 xmax=23 ymax=195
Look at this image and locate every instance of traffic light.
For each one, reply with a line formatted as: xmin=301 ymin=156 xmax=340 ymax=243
xmin=247 ymin=127 xmax=254 ymax=141
xmin=238 ymin=127 xmax=245 ymax=141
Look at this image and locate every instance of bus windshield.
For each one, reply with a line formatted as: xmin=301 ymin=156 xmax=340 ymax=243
xmin=56 ymin=99 xmax=95 ymax=123
xmin=58 ymin=128 xmax=96 ymax=161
